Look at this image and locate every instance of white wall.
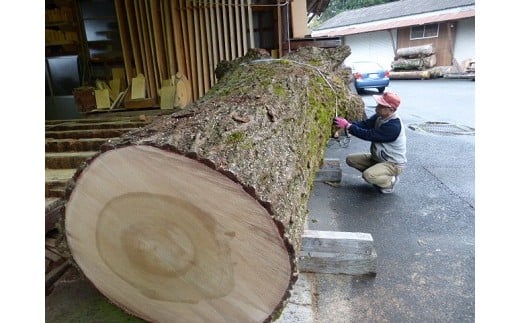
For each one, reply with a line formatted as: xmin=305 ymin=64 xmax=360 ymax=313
xmin=453 ymin=17 xmax=475 ymax=65
xmin=341 ymin=30 xmax=397 ymax=71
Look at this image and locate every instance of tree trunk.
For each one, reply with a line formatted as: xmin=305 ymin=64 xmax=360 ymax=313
xmin=64 ymin=45 xmax=363 ymax=323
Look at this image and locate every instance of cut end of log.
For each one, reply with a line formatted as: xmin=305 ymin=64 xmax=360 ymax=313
xmin=65 ymin=145 xmax=292 ymax=322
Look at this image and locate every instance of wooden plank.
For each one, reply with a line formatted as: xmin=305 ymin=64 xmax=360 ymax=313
xmin=161 ymin=0 xmax=175 ymax=77
xmin=178 ymin=0 xmax=191 ymax=84
xmin=172 ymin=0 xmax=189 ymax=76
xmin=247 ymin=0 xmax=254 ymax=49
xmin=193 ymin=3 xmax=203 ymax=97
xmin=174 ymin=72 xmax=192 ymax=109
xmin=200 ymin=1 xmax=210 ymax=93
xmin=186 ymin=2 xmax=198 ymax=100
xmin=277 ymin=0 xmax=282 ymax=56
xmin=134 ymin=1 xmax=149 ymax=99
xmin=94 ymin=89 xmax=110 ymax=109
xmin=240 ymin=0 xmax=247 ymax=53
xmin=301 ymin=230 xmax=374 ymax=255
xmin=282 ymin=37 xmax=341 ymax=50
xmin=108 ymin=78 xmax=121 ymax=101
xmin=160 ymin=0 xmax=169 ymax=68
xmin=215 ymin=0 xmax=224 ymax=60
xmin=131 ymin=73 xmax=146 ymax=99
xmin=222 ymin=1 xmax=230 ymax=60
xmin=143 ymin=0 xmax=158 ymax=100
xmin=299 ymin=230 xmax=377 ymax=276
xmin=235 ymin=0 xmax=242 ymax=56
xmin=114 ymin=0 xmax=134 ymax=84
xmin=150 ymin=0 xmax=167 ymax=84
xmin=109 ymin=88 xmax=127 ymax=110
xmin=127 ymin=0 xmax=143 ymax=75
xmin=209 ymin=0 xmax=218 ymax=87
xmin=228 ymin=0 xmax=236 ymax=59
xmin=159 ymin=83 xmax=175 ymax=110
xmin=290 ymin=0 xmax=309 ymax=38
xmin=112 ymin=67 xmax=126 ymax=89
xmin=314 ymin=158 xmax=342 ymax=182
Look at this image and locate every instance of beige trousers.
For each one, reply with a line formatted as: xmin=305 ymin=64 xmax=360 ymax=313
xmin=346 ymin=153 xmax=403 ymax=188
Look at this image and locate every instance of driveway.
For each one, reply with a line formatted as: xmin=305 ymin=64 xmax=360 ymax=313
xmin=306 ymin=78 xmax=475 ymax=322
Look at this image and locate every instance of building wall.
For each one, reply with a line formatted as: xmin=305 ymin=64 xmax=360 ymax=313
xmin=396 ymin=22 xmax=453 ymax=66
xmin=341 ymin=30 xmax=397 ymax=71
xmin=453 ymin=17 xmax=475 ymax=67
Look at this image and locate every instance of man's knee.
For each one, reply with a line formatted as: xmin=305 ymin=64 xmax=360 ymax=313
xmin=362 ymin=170 xmax=375 ymax=183
xmin=346 ymin=156 xmax=354 ymax=167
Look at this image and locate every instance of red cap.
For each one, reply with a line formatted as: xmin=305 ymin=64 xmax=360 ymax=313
xmin=374 ymin=92 xmax=401 ymax=109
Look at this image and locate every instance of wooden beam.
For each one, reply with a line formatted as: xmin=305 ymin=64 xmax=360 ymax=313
xmin=314 ymin=158 xmax=342 ymax=183
xmin=240 ymin=0 xmax=247 ymax=53
xmin=247 ymin=0 xmax=254 ymax=49
xmin=186 ymin=2 xmax=198 ymax=100
xmin=114 ymin=0 xmax=134 ymax=85
xmin=216 ymin=0 xmax=225 ymax=60
xmin=222 ymin=1 xmax=230 ymax=60
xmin=235 ymin=0 xmax=242 ymax=57
xmin=173 ymin=0 xmax=188 ymax=79
xmin=228 ymin=0 xmax=236 ymax=59
xmin=150 ymin=0 xmax=167 ymax=83
xmin=209 ymin=0 xmax=218 ymax=87
xmin=143 ymin=0 xmax=159 ymax=99
xmin=200 ymin=1 xmax=210 ymax=94
xmin=277 ymin=0 xmax=283 ymax=56
xmin=193 ymin=3 xmax=203 ymax=97
xmin=299 ymin=230 xmax=377 ymax=276
xmin=125 ymin=0 xmax=143 ymax=75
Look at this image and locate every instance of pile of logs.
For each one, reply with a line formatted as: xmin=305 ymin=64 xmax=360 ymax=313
xmin=390 ymin=44 xmax=436 ymax=79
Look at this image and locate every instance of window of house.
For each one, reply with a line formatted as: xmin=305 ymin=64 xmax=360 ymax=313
xmin=410 ymin=24 xmax=439 ymax=40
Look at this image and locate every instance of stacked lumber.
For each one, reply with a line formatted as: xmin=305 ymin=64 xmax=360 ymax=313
xmin=114 ymin=0 xmax=255 ymax=107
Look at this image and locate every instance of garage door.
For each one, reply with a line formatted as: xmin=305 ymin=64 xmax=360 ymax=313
xmin=342 ymin=30 xmax=396 ymax=71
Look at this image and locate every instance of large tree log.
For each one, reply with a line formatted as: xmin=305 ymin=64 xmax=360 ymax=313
xmin=63 ymin=45 xmax=363 ymax=323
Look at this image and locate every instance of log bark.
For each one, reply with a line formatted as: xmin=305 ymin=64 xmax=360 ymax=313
xmin=396 ymin=43 xmax=435 ymax=58
xmin=391 ymin=55 xmax=436 ymax=71
xmin=63 ymin=45 xmax=363 ymax=323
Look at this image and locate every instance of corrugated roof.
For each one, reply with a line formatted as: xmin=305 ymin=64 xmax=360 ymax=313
xmin=313 ymin=0 xmax=475 ymax=32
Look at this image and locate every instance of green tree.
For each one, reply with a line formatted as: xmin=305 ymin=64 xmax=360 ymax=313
xmin=309 ymin=0 xmax=396 ymax=29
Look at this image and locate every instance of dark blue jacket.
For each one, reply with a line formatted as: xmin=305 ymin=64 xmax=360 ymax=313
xmin=348 ymin=113 xmax=407 ymax=165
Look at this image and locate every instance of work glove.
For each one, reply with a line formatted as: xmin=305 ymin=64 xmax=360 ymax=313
xmin=333 ymin=117 xmax=351 ymax=129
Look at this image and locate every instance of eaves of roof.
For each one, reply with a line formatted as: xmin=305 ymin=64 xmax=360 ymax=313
xmin=312 ymin=7 xmax=474 ymax=37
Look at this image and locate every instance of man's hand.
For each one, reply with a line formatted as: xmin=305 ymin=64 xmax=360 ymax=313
xmin=333 ymin=117 xmax=351 ymax=129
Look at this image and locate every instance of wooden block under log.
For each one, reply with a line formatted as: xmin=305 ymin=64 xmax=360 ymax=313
xmin=314 ymin=158 xmax=342 ymax=182
xmin=299 ymin=230 xmax=377 ymax=276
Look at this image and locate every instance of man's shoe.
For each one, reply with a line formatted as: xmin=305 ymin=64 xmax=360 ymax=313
xmin=379 ymin=176 xmax=399 ymax=194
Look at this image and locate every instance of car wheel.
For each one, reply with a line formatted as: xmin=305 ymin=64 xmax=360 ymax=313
xmin=377 ymin=87 xmax=385 ymax=93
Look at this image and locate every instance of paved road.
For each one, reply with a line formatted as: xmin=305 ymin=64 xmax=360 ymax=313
xmin=306 ymin=78 xmax=475 ymax=322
